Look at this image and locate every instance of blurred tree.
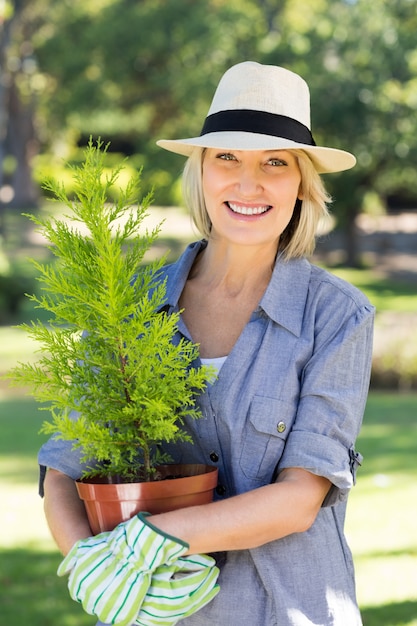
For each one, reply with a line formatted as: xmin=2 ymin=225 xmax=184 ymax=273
xmin=32 ymin=0 xmax=265 ymax=201
xmin=317 ymin=0 xmax=417 ymax=265
xmin=259 ymin=0 xmax=417 ymax=264
xmin=0 ymin=0 xmax=41 ymax=227
xmin=1 ymin=0 xmax=417 ymax=264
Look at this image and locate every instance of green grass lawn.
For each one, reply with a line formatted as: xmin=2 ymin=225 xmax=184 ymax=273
xmin=0 ymin=397 xmax=96 ymax=625
xmin=0 ymin=391 xmax=416 ymax=625
xmin=345 ymin=394 xmax=417 ymax=625
xmin=321 ymin=267 xmax=417 ymax=314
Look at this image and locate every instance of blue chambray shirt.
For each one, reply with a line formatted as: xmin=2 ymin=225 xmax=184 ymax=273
xmin=39 ymin=240 xmax=375 ymax=626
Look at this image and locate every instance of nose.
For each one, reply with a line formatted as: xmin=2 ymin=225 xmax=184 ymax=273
xmin=235 ymin=163 xmax=263 ymax=197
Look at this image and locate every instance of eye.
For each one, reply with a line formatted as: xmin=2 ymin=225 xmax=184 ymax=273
xmin=267 ymin=157 xmax=287 ymax=167
xmin=217 ymin=152 xmax=237 ymax=161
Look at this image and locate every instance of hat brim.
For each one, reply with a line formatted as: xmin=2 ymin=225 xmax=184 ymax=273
xmin=157 ymin=132 xmax=356 ymax=174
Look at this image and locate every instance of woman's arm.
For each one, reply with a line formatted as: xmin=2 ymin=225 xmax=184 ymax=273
xmin=147 ymin=468 xmax=331 ymax=554
xmin=43 ymin=469 xmax=93 ymax=555
xmin=44 ymin=466 xmax=329 ymax=556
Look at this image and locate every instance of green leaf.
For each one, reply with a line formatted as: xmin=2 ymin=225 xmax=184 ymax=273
xmin=8 ymin=140 xmax=212 ymax=482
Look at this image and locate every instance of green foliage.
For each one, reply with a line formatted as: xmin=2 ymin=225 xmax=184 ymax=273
xmin=33 ymin=149 xmax=140 ymax=202
xmin=0 ymin=267 xmax=36 ymax=324
xmin=374 ymin=346 xmax=417 ymax=392
xmin=7 ymin=140 xmax=211 ymax=482
xmin=371 ymin=314 xmax=417 ymax=392
xmin=3 ymin=0 xmax=417 ymax=214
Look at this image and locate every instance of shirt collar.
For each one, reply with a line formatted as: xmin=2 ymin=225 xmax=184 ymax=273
xmin=260 ymin=256 xmax=311 ymax=336
xmin=162 ymin=240 xmax=207 ymax=310
xmin=162 ymin=241 xmax=311 ymax=337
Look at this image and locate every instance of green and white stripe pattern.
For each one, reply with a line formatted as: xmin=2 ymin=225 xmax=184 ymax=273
xmin=58 ymin=512 xmax=190 ymax=625
xmin=135 ymin=554 xmax=220 ymax=625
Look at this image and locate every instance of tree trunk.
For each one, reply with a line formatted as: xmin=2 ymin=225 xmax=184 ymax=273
xmin=0 ymin=15 xmax=13 ymax=236
xmin=7 ymin=75 xmax=39 ymax=209
xmin=344 ymin=206 xmax=361 ymax=267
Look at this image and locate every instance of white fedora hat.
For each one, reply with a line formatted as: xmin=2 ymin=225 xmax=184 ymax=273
xmin=157 ymin=61 xmax=356 ymax=174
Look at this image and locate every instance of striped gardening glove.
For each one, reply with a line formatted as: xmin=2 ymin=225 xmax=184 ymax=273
xmin=57 ymin=512 xmax=188 ymax=626
xmin=135 ymin=553 xmax=220 ymax=625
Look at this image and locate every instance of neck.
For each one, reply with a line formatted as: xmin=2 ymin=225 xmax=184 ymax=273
xmin=191 ymin=239 xmax=277 ymax=296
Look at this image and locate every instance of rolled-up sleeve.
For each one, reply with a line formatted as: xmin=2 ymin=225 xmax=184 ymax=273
xmin=279 ymin=303 xmax=374 ymax=506
xmin=38 ymin=410 xmax=91 ymax=496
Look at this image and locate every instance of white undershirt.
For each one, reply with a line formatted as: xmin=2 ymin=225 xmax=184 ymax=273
xmin=201 ymin=355 xmax=227 ymax=375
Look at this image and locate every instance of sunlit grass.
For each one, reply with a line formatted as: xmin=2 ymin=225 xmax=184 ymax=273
xmin=0 ymin=547 xmax=95 ymax=625
xmin=327 ymin=267 xmax=417 ymax=313
xmin=345 ymin=393 xmax=417 ymax=623
xmin=0 ymin=326 xmax=40 ymax=374
xmin=1 ymin=390 xmax=417 ymax=625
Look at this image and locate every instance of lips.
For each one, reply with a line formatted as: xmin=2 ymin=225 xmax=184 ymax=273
xmin=226 ymin=201 xmax=272 ymax=216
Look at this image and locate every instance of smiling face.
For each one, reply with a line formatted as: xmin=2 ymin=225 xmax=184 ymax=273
xmin=202 ymin=148 xmax=303 ymax=250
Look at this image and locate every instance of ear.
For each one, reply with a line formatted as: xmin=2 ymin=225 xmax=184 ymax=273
xmin=297 ymin=185 xmax=304 ymax=201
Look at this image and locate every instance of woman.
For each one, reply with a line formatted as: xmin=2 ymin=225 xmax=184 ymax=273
xmin=39 ymin=62 xmax=374 ymax=625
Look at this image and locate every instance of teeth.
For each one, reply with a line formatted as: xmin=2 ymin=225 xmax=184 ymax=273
xmin=228 ymin=202 xmax=270 ymax=215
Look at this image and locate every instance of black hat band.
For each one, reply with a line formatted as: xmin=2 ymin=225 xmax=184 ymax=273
xmin=200 ymin=109 xmax=316 ymax=146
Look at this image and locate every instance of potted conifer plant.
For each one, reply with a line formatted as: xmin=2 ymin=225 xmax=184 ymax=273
xmin=9 ymin=140 xmax=217 ymax=534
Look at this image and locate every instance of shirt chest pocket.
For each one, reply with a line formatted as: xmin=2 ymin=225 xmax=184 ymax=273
xmin=239 ymin=396 xmax=296 ymax=483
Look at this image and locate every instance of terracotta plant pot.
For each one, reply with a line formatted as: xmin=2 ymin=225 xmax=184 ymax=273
xmin=76 ymin=464 xmax=218 ymax=534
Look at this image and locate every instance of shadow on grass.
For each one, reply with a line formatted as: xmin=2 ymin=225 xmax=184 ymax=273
xmin=361 ymin=600 xmax=417 ymax=626
xmin=356 ymin=394 xmax=417 ymax=477
xmin=0 ymin=548 xmax=95 ymax=625
xmin=0 ymin=397 xmax=48 ymax=483
xmin=0 ymin=397 xmax=47 ymax=455
xmin=355 ymin=546 xmax=417 ymax=561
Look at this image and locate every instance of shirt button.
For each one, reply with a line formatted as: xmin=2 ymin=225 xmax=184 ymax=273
xmin=210 ymin=452 xmax=219 ymax=463
xmin=277 ymin=421 xmax=286 ymax=433
xmin=216 ymin=485 xmax=227 ymax=496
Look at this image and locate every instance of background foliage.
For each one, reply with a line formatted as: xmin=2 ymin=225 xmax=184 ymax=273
xmin=1 ymin=0 xmax=417 ymax=262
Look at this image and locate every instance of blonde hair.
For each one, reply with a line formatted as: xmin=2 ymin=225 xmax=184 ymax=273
xmin=182 ymin=148 xmax=331 ymax=259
